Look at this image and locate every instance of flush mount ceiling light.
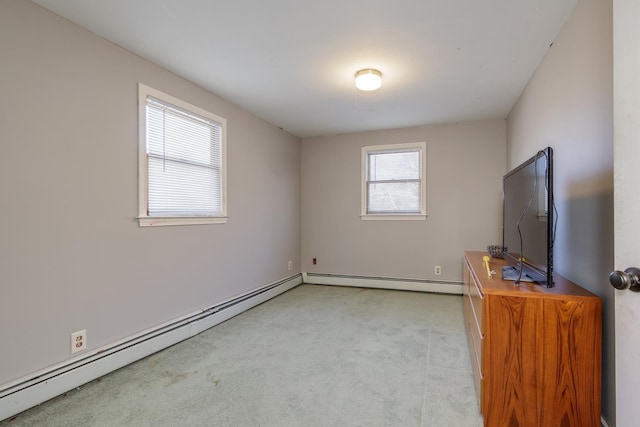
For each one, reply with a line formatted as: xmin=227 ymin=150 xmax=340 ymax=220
xmin=355 ymin=68 xmax=382 ymax=91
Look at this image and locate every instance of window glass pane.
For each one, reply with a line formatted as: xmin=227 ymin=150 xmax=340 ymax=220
xmin=368 ymin=182 xmax=420 ymax=213
xmin=147 ymin=100 xmax=221 ymax=167
xmin=148 ymin=157 xmax=221 ymax=216
xmin=146 ymin=97 xmax=223 ymax=217
xmin=368 ymin=151 xmax=419 ymax=181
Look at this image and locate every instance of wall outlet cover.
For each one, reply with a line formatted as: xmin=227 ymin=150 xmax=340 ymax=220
xmin=71 ymin=330 xmax=87 ymax=354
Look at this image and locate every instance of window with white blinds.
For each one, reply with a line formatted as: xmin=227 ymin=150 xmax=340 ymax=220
xmin=361 ymin=142 xmax=427 ymax=220
xmin=138 ymin=84 xmax=227 ymax=226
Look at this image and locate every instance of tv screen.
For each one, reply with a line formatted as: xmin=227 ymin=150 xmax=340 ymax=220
xmin=502 ymin=147 xmax=554 ymax=287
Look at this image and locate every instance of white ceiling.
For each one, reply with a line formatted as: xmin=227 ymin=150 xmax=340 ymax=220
xmin=33 ymin=0 xmax=577 ymax=138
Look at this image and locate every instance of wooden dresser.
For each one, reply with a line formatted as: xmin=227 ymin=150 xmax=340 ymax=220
xmin=463 ymin=251 xmax=602 ymax=426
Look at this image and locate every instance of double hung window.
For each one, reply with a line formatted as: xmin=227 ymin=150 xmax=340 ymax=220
xmin=138 ymin=84 xmax=227 ymax=226
xmin=361 ymin=142 xmax=427 ymax=219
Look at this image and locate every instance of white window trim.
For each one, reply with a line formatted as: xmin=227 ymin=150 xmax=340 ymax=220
xmin=361 ymin=142 xmax=427 ymax=220
xmin=137 ymin=83 xmax=228 ymax=227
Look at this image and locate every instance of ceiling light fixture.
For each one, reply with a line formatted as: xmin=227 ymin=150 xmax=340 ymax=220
xmin=355 ymin=68 xmax=382 ymax=91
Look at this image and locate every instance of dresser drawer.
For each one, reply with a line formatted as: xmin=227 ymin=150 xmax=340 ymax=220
xmin=468 ymin=267 xmax=485 ymax=337
xmin=469 ymin=326 xmax=484 ymax=409
xmin=467 ymin=292 xmax=484 ymax=375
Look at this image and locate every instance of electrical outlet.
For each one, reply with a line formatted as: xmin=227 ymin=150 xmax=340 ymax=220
xmin=434 ymin=265 xmax=442 ymax=276
xmin=288 ymin=260 xmax=293 ymax=271
xmin=71 ymin=330 xmax=86 ymax=354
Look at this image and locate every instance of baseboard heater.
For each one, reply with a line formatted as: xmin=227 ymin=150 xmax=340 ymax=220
xmin=0 ymin=274 xmax=303 ymax=421
xmin=303 ymin=272 xmax=463 ymax=294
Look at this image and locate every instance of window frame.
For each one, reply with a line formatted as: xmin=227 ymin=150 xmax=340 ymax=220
xmin=361 ymin=142 xmax=427 ymax=221
xmin=137 ymin=83 xmax=228 ymax=227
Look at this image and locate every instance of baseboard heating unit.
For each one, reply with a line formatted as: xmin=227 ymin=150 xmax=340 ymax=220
xmin=0 ymin=274 xmax=302 ymax=421
xmin=303 ymin=273 xmax=463 ymax=294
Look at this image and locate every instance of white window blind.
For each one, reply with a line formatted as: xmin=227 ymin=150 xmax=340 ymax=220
xmin=146 ymin=97 xmax=223 ymax=217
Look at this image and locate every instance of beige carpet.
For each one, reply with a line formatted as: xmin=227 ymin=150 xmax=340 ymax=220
xmin=1 ymin=285 xmax=483 ymax=426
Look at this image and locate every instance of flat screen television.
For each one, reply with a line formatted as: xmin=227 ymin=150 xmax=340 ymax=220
xmin=502 ymin=147 xmax=554 ymax=287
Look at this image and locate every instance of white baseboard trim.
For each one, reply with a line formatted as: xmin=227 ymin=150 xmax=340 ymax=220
xmin=0 ymin=274 xmax=302 ymax=422
xmin=303 ymin=272 xmax=463 ymax=294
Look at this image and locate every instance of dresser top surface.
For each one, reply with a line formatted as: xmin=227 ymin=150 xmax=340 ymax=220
xmin=465 ymin=251 xmax=600 ymax=300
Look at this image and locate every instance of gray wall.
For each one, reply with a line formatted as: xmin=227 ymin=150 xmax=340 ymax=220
xmin=506 ymin=0 xmax=614 ymax=423
xmin=0 ymin=0 xmax=300 ymax=386
xmin=301 ymin=120 xmax=506 ymax=282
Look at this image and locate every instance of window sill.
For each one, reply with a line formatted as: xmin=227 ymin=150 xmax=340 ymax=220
xmin=137 ymin=216 xmax=228 ymax=227
xmin=360 ymin=214 xmax=427 ymax=221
